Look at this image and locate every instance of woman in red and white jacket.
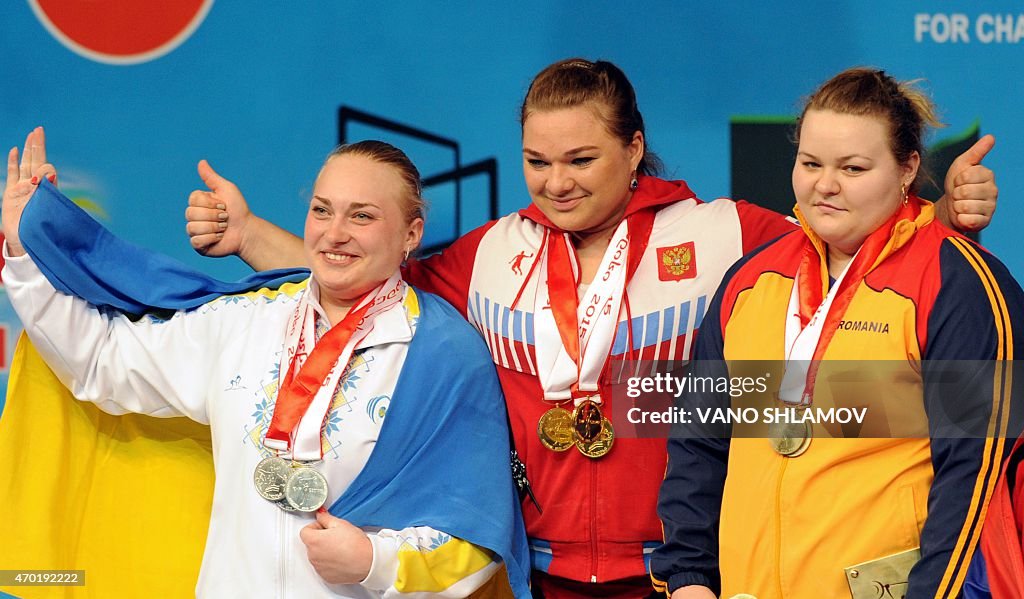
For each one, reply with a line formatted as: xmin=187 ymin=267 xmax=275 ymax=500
xmin=184 ymin=59 xmax=998 ymax=598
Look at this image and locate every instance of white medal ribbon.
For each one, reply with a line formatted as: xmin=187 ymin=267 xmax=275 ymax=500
xmin=778 ymin=253 xmax=858 ymax=406
xmin=534 ymin=220 xmax=630 ymax=405
xmin=266 ymin=272 xmax=406 ymax=461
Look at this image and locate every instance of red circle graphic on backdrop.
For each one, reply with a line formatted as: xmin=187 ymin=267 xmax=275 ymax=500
xmin=29 ymin=0 xmax=213 ymax=65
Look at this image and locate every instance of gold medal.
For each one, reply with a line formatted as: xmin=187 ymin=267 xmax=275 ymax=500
xmin=538 ymin=406 xmax=574 ymax=452
xmin=572 ymin=399 xmax=604 ymax=444
xmin=768 ymin=419 xmax=811 ymax=457
xmin=576 ymin=417 xmax=615 ymax=458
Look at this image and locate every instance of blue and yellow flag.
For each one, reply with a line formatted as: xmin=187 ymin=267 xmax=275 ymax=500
xmin=0 ymin=181 xmax=529 ymax=598
xmin=0 ymin=335 xmax=214 ymax=598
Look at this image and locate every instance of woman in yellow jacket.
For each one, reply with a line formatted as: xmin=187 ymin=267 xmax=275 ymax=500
xmin=653 ymin=68 xmax=1024 ymax=599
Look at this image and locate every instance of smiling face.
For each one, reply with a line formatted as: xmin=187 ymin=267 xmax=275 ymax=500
xmin=521 ymin=104 xmax=643 ymax=236
xmin=793 ymin=109 xmax=919 ymax=259
xmin=303 ymin=153 xmax=423 ymax=319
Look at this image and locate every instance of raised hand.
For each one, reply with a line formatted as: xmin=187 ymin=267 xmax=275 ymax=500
xmin=943 ymin=134 xmax=997 ymax=231
xmin=3 ymin=127 xmax=57 ymax=257
xmin=185 ymin=159 xmax=252 ymax=257
xmin=185 ymin=159 xmax=306 ymax=271
xmin=299 ymin=509 xmax=373 ymax=585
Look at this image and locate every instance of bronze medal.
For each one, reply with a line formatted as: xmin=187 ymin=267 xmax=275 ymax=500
xmin=538 ymin=406 xmax=574 ymax=452
xmin=572 ymin=399 xmax=604 ymax=444
xmin=768 ymin=419 xmax=812 ymax=458
xmin=576 ymin=417 xmax=615 ymax=458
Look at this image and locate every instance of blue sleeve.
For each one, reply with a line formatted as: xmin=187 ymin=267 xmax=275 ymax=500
xmin=651 ymin=263 xmax=739 ymax=596
xmin=912 ymin=238 xmax=1024 ymax=598
xmin=962 ymin=550 xmax=992 ymax=599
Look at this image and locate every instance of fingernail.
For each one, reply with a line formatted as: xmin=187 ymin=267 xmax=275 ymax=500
xmin=317 ymin=506 xmax=326 ymax=514
xmin=47 ymin=174 xmax=56 ymax=183
xmin=215 ymin=232 xmax=224 ymax=239
xmin=216 ymin=203 xmax=226 ymax=210
xmin=30 ymin=176 xmax=38 ymax=185
xmin=217 ymin=222 xmax=228 ymax=231
xmin=218 ymin=212 xmax=228 ymax=221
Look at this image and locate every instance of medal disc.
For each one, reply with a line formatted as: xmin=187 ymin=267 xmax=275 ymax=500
xmin=768 ymin=420 xmax=812 ymax=457
xmin=538 ymin=407 xmax=574 ymax=452
xmin=572 ymin=400 xmax=604 ymax=444
xmin=285 ymin=466 xmax=329 ymax=512
xmin=275 ymin=497 xmax=298 ymax=512
xmin=576 ymin=418 xmax=615 ymax=458
xmin=253 ymin=456 xmax=291 ymax=501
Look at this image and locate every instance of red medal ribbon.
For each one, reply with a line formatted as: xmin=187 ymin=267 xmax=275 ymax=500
xmin=265 ymin=297 xmax=373 ymax=447
xmin=545 ymin=233 xmax=581 ymax=366
xmin=543 ymin=209 xmax=656 ymax=398
xmin=798 ymin=198 xmax=920 ymax=396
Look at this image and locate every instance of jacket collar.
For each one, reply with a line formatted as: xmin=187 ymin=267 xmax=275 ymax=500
xmin=792 ymin=195 xmax=935 ymax=273
xmin=308 ymin=277 xmax=415 ymax=347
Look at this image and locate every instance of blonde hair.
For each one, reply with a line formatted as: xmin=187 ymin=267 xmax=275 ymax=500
xmin=322 ymin=140 xmax=426 ymax=223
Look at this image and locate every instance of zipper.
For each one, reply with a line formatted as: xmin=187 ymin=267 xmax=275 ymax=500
xmin=279 ymin=506 xmax=287 ymax=598
xmin=774 ymin=456 xmax=788 ymax=599
xmin=590 ymin=454 xmax=599 ymax=583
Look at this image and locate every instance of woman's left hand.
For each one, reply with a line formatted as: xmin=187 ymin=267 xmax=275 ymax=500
xmin=300 ymin=509 xmax=373 ymax=585
xmin=943 ymin=134 xmax=997 ymax=231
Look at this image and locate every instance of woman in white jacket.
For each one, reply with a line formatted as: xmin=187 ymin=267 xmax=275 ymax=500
xmin=1 ymin=128 xmax=530 ymax=598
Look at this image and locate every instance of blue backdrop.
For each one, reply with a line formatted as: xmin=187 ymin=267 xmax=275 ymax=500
xmin=1 ymin=1 xmax=1022 ymax=408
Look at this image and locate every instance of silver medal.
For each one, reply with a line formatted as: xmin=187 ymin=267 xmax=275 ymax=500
xmin=284 ymin=466 xmax=329 ymax=512
xmin=253 ymin=456 xmax=291 ymax=501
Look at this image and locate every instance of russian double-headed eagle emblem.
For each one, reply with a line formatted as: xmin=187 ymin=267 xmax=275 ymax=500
xmin=657 ymin=242 xmax=697 ymax=281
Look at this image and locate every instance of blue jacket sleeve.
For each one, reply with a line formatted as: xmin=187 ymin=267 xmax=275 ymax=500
xmin=651 ymin=263 xmax=738 ymax=596
xmin=912 ymin=238 xmax=1024 ymax=599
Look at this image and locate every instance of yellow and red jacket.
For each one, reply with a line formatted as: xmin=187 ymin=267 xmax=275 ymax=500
xmin=655 ymin=199 xmax=1024 ymax=598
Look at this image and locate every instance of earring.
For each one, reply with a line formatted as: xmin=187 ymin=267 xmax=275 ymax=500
xmin=404 ymin=249 xmax=410 ymax=262
xmin=901 ymin=183 xmax=908 ymax=205
xmin=629 ymin=170 xmax=639 ymax=192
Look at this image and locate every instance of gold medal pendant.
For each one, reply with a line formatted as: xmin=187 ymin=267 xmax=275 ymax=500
xmin=538 ymin=406 xmax=575 ymax=452
xmin=572 ymin=399 xmax=615 ymax=458
xmin=576 ymin=418 xmax=615 ymax=458
xmin=572 ymin=399 xmax=603 ymax=443
xmin=768 ymin=419 xmax=812 ymax=458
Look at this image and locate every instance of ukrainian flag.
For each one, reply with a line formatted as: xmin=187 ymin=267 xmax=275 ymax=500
xmin=0 ymin=335 xmax=214 ymax=598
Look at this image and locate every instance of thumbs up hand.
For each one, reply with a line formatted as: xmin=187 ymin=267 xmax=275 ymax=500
xmin=942 ymin=134 xmax=997 ymax=232
xmin=184 ymin=159 xmax=252 ymax=257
